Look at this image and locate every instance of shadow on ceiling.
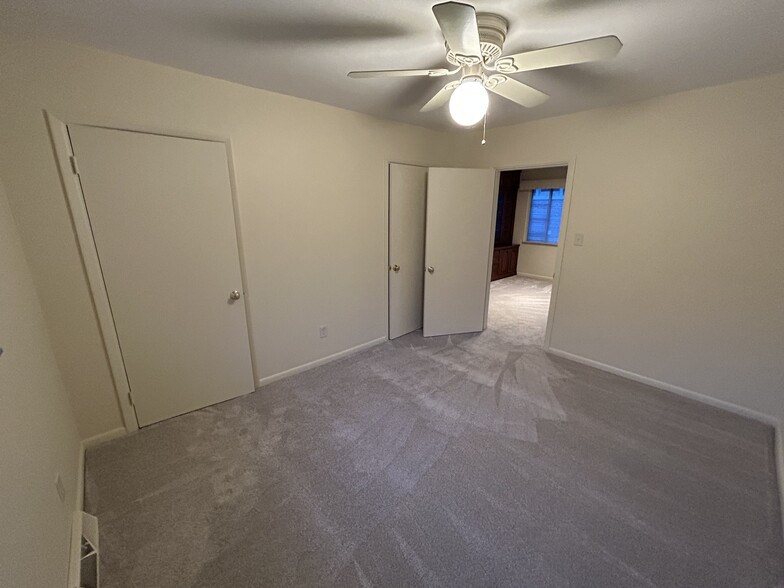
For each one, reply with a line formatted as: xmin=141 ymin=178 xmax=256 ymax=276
xmin=180 ymin=14 xmax=414 ymax=45
xmin=528 ymin=0 xmax=646 ymax=14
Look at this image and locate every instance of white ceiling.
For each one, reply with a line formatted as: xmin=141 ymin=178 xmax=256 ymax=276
xmin=3 ymin=0 xmax=784 ymax=129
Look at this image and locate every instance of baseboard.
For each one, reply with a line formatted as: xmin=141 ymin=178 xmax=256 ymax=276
xmin=76 ymin=427 xmax=127 ymax=509
xmin=82 ymin=426 xmax=127 ymax=450
xmin=776 ymin=426 xmax=784 ymax=540
xmin=76 ymin=445 xmax=85 ymax=513
xmin=257 ymin=337 xmax=387 ymax=387
xmin=546 ymin=347 xmax=779 ymax=426
xmin=517 ymin=272 xmax=553 ymax=281
xmin=546 ymin=346 xmax=784 ymax=537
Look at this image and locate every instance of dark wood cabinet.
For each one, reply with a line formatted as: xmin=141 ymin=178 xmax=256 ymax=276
xmin=491 ymin=169 xmax=521 ymax=281
xmin=491 ymin=244 xmax=519 ymax=281
xmin=494 ymin=170 xmax=521 ymax=247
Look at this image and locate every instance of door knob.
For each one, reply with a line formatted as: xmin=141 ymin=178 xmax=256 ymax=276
xmin=229 ymin=290 xmax=241 ymax=301
xmin=427 ymin=266 xmax=435 ymax=274
xmin=391 ymin=264 xmax=400 ymax=272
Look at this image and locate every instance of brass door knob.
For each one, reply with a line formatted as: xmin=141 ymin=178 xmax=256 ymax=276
xmin=391 ymin=264 xmax=400 ymax=272
xmin=427 ymin=266 xmax=435 ymax=274
xmin=230 ymin=290 xmax=241 ymax=301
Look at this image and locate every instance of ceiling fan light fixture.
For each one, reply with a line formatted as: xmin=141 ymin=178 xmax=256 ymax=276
xmin=448 ymin=77 xmax=488 ymax=127
xmin=347 ymin=3 xmax=622 ymax=122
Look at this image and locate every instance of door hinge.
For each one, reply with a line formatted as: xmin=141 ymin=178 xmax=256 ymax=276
xmin=127 ymin=392 xmax=135 ymax=406
xmin=69 ymin=155 xmax=80 ymax=176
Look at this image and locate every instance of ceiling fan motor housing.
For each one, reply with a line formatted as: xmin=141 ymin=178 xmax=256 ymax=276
xmin=446 ymin=13 xmax=509 ymax=66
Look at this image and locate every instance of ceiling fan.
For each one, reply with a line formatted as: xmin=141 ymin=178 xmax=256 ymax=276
xmin=348 ymin=2 xmax=623 ymax=127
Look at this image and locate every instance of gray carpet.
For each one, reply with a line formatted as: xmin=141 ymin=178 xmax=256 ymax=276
xmin=85 ymin=276 xmax=784 ymax=587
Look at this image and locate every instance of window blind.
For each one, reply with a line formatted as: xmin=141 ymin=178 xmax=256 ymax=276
xmin=526 ymin=188 xmax=564 ymax=244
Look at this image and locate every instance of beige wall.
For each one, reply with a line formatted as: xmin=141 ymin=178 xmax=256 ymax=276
xmin=516 ymin=243 xmax=558 ymax=279
xmin=0 ymin=36 xmax=455 ymax=438
xmin=0 ymin=177 xmax=82 ymax=588
xmin=470 ymin=73 xmax=784 ymax=428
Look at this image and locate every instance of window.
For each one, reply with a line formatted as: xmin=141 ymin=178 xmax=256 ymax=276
xmin=526 ymin=188 xmax=564 ymax=244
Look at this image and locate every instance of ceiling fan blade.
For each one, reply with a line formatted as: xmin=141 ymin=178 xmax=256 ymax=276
xmin=420 ymin=81 xmax=460 ymax=112
xmin=432 ymin=2 xmax=482 ymax=62
xmin=348 ymin=68 xmax=452 ymax=79
xmin=494 ymin=36 xmax=623 ymax=74
xmin=486 ymin=75 xmax=549 ymax=108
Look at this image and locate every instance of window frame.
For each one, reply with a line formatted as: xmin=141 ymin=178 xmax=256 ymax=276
xmin=524 ymin=187 xmax=564 ymax=246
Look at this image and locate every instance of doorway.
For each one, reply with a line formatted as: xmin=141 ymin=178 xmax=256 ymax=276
xmin=487 ymin=165 xmax=569 ymax=347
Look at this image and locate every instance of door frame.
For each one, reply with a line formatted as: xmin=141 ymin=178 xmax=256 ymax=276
xmin=45 ymin=112 xmax=259 ymax=432
xmin=491 ymin=159 xmax=577 ymax=350
xmin=483 ymin=171 xmax=502 ymax=330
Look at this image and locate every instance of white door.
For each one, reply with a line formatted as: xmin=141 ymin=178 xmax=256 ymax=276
xmin=423 ymin=167 xmax=496 ymax=337
xmin=68 ymin=125 xmax=254 ymax=426
xmin=388 ymin=163 xmax=428 ymax=339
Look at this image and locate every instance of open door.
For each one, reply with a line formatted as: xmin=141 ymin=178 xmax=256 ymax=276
xmin=388 ymin=163 xmax=428 ymax=339
xmin=423 ymin=167 xmax=496 ymax=337
xmin=67 ymin=125 xmax=255 ymax=426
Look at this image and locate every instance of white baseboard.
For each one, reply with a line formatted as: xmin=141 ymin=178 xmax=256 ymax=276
xmin=546 ymin=347 xmax=780 ymax=426
xmin=546 ymin=346 xmax=784 ymax=538
xmin=517 ymin=272 xmax=553 ymax=281
xmin=82 ymin=427 xmax=127 ymax=450
xmin=76 ymin=427 xmax=127 ymax=509
xmin=257 ymin=337 xmax=387 ymax=387
xmin=76 ymin=446 xmax=85 ymax=513
xmin=777 ymin=428 xmax=784 ymax=539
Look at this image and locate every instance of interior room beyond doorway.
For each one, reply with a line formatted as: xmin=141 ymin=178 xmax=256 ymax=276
xmin=492 ymin=165 xmax=568 ymax=282
xmin=490 ymin=165 xmax=568 ymax=346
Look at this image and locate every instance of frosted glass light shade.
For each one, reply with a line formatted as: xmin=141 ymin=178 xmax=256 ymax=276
xmin=448 ymin=78 xmax=489 ymax=127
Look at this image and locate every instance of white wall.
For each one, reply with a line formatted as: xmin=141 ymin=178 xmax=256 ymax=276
xmin=513 ymin=179 xmax=566 ymax=279
xmin=0 ymin=36 xmax=455 ymax=438
xmin=469 ymin=73 xmax=784 ymax=429
xmin=0 ymin=177 xmax=82 ymax=588
xmin=515 ymin=242 xmax=558 ymax=279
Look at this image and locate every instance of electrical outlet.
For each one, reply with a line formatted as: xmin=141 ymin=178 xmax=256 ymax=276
xmin=573 ymin=233 xmax=584 ymax=247
xmin=55 ymin=474 xmax=66 ymax=504
xmin=319 ymin=325 xmax=328 ymax=339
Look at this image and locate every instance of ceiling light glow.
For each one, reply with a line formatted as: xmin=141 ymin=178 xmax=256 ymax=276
xmin=448 ymin=77 xmax=489 ymax=127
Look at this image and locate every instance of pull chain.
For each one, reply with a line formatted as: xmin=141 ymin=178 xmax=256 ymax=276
xmin=481 ymin=110 xmax=488 ymax=145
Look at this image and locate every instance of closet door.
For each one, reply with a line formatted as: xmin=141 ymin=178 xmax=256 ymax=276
xmin=388 ymin=163 xmax=427 ymax=339
xmin=68 ymin=125 xmax=254 ymax=426
xmin=423 ymin=167 xmax=496 ymax=336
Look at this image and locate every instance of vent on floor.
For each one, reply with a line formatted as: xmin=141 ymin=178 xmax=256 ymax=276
xmin=68 ymin=511 xmax=99 ymax=588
